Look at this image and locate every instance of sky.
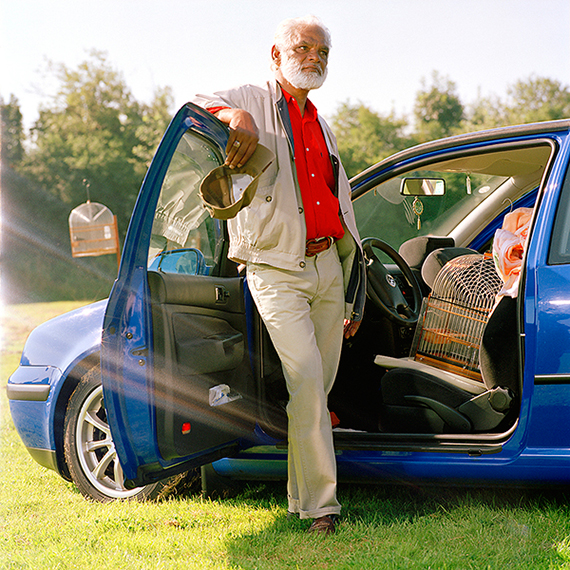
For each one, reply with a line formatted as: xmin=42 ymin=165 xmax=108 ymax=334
xmin=1 ymin=0 xmax=570 ymax=130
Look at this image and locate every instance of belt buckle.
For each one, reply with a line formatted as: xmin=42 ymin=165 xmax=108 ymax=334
xmin=305 ymin=236 xmax=332 ymax=257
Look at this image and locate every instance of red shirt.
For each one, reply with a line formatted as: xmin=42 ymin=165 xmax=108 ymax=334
xmin=282 ymin=89 xmax=344 ymax=242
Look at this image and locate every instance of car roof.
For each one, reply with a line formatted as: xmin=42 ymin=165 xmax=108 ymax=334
xmin=351 ymin=119 xmax=570 ymax=195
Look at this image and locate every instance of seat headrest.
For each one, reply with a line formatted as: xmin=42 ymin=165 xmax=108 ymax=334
xmin=421 ymin=247 xmax=479 ymax=289
xmin=398 ymin=236 xmax=455 ymax=270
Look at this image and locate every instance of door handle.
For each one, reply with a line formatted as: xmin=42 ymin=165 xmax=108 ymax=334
xmin=215 ymin=286 xmax=230 ymax=304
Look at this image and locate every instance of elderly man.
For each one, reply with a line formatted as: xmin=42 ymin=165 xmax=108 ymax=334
xmin=194 ymin=15 xmax=365 ymax=535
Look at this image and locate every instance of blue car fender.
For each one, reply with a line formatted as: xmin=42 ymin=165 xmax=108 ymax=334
xmin=7 ymin=300 xmax=107 ymax=469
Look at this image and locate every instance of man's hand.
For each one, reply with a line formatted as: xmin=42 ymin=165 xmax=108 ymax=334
xmin=343 ymin=319 xmax=361 ymax=339
xmin=214 ymin=108 xmax=259 ymax=169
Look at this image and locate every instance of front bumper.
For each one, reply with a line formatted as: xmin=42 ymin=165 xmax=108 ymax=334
xmin=8 ymin=365 xmax=62 ymax=463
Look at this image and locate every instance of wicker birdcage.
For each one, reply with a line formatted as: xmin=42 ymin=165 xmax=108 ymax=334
xmin=410 ymin=253 xmax=503 ymax=381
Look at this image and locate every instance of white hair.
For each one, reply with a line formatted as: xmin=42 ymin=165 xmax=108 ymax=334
xmin=273 ymin=15 xmax=332 ymax=52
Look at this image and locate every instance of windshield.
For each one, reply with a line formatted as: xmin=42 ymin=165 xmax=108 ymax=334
xmin=353 ymin=143 xmax=553 ymax=251
xmin=354 ymin=171 xmax=508 ymax=250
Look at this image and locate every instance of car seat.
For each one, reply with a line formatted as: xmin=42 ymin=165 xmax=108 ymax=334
xmin=398 ymin=236 xmax=476 ymax=293
xmin=377 ymin=252 xmax=519 ymax=434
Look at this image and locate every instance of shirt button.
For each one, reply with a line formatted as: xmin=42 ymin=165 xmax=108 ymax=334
xmin=306 ymin=147 xmax=310 ymax=152
xmin=311 ymin=173 xmax=315 ymax=177
xmin=266 ymin=196 xmax=272 ymax=202
xmin=299 ymin=261 xmax=306 ymax=268
xmin=316 ymin=201 xmax=320 ymax=206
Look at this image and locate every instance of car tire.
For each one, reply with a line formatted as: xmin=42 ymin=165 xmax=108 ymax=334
xmin=63 ymin=365 xmax=167 ymax=502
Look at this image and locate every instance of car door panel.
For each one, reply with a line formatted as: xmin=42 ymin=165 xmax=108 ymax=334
xmin=148 ymin=271 xmax=244 ymax=312
xmin=523 ymin=136 xmax=570 ymax=449
xmin=102 ymin=104 xmax=259 ymax=484
xmin=148 ymin=269 xmax=254 ymax=461
xmin=172 ymin=313 xmax=244 ymax=374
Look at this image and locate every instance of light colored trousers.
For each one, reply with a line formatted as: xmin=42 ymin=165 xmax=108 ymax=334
xmin=246 ymin=245 xmax=345 ymax=519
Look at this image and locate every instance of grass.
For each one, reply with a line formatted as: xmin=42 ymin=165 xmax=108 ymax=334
xmin=3 ymin=302 xmax=570 ymax=568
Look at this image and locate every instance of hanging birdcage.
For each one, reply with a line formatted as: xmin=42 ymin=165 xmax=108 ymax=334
xmin=410 ymin=253 xmax=503 ymax=381
xmin=69 ymin=201 xmax=121 ymax=270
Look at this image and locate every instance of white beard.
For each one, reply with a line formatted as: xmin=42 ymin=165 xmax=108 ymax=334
xmin=280 ymin=54 xmax=328 ymax=90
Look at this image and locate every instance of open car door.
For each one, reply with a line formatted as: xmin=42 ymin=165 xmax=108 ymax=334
xmin=101 ymin=104 xmax=260 ymax=488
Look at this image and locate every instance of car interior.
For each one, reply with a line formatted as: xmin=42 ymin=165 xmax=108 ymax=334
xmin=329 ymin=243 xmax=519 ymax=436
xmin=258 ymin=142 xmax=555 ymax=443
xmin=146 ymin=130 xmax=557 ymax=454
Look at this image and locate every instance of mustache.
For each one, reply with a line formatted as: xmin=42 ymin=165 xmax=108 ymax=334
xmin=302 ymin=64 xmax=323 ymax=74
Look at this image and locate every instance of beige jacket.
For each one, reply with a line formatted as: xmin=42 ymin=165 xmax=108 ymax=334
xmin=192 ymin=80 xmax=366 ymax=320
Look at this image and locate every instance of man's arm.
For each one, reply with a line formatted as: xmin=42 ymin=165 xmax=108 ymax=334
xmin=213 ymin=108 xmax=259 ymax=169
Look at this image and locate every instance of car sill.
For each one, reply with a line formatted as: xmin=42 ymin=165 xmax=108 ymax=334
xmin=331 ymin=424 xmax=518 ymax=456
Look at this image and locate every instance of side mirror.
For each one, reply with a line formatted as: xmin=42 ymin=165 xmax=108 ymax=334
xmin=401 ymin=178 xmax=445 ymax=196
xmin=149 ymin=248 xmax=205 ymax=275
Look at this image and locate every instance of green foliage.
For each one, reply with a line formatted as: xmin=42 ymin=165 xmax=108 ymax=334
xmin=463 ymin=93 xmax=508 ymax=131
xmin=335 ymin=73 xmax=570 ymax=171
xmin=2 ymin=164 xmax=117 ymax=303
xmin=414 ymin=71 xmax=465 ymax=141
xmin=466 ymin=75 xmax=570 ymax=132
xmin=1 ymin=94 xmax=25 ymax=166
xmin=331 ymin=101 xmax=412 ymax=178
xmin=505 ymin=75 xmax=570 ymax=124
xmin=133 ymin=85 xmax=175 ymax=166
xmin=21 ymin=50 xmax=173 ymax=233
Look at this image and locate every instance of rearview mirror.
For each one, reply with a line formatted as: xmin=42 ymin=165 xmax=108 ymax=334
xmin=400 ymin=178 xmax=445 ymax=196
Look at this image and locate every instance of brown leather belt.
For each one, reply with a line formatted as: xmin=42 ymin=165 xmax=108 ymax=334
xmin=305 ymin=236 xmax=334 ymax=257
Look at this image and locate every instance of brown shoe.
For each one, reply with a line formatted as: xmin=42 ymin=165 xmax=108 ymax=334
xmin=308 ymin=515 xmax=337 ymax=535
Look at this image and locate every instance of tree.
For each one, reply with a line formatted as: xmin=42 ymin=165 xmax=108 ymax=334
xmin=23 ymin=51 xmax=173 ymax=232
xmin=331 ymin=101 xmax=411 ymax=178
xmin=133 ymin=86 xmax=174 ymax=167
xmin=465 ymin=76 xmax=570 ymax=132
xmin=1 ymin=95 xmax=25 ymax=167
xmin=463 ymin=92 xmax=507 ymax=132
xmin=505 ymin=76 xmax=570 ymax=124
xmin=414 ymin=71 xmax=464 ymax=141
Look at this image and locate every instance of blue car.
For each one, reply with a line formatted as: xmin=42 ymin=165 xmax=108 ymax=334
xmin=8 ymin=103 xmax=570 ymax=501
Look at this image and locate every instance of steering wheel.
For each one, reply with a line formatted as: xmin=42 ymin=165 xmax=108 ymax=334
xmin=362 ymin=237 xmax=422 ymax=326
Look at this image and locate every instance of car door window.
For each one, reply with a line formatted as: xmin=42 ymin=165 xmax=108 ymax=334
xmin=144 ymin=124 xmax=257 ymax=463
xmin=148 ymin=130 xmax=223 ymax=274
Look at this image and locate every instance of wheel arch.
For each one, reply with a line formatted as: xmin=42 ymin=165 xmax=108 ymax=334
xmin=53 ymin=352 xmax=101 ymax=481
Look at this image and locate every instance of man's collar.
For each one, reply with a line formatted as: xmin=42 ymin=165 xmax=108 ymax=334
xmin=279 ymin=83 xmax=318 ymax=118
